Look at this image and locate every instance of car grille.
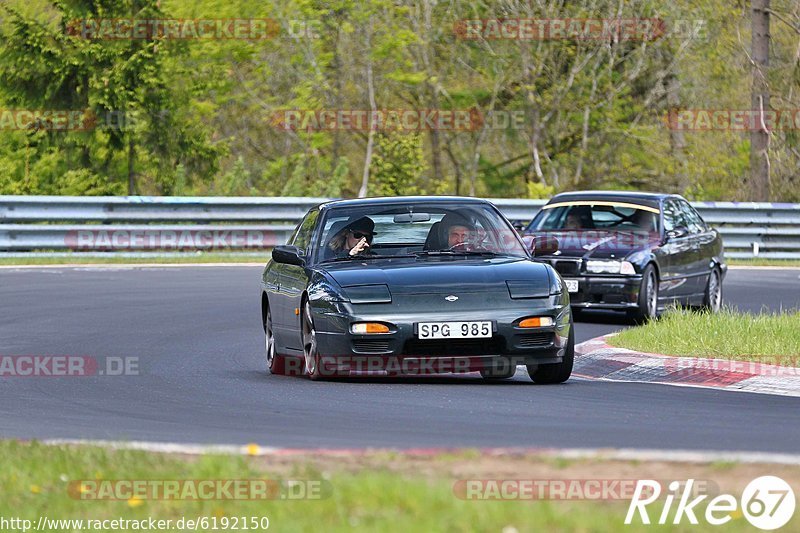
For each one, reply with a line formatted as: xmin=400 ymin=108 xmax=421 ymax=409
xmin=403 ymin=337 xmax=505 ymax=357
xmin=552 ymin=259 xmax=581 ymax=276
xmin=352 ymin=339 xmax=391 ymax=353
xmin=517 ymin=332 xmax=554 ymax=348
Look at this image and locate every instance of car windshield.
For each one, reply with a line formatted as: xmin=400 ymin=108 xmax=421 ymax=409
xmin=529 ymin=202 xmax=660 ymax=233
xmin=316 ymin=202 xmax=528 ymax=263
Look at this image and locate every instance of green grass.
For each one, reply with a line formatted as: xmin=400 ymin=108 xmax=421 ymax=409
xmin=0 ymin=253 xmax=266 ymax=265
xmin=727 ymin=258 xmax=800 ymax=267
xmin=609 ymin=308 xmax=800 ymax=362
xmin=0 ymin=441 xmax=782 ymax=532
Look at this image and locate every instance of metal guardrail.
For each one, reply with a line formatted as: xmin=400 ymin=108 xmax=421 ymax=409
xmin=1 ymin=196 xmax=798 ymax=259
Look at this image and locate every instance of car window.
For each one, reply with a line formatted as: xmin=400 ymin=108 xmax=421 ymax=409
xmin=315 ymin=203 xmax=527 ymax=261
xmin=291 ymin=209 xmax=319 ymax=254
xmin=529 ymin=203 xmax=658 ymax=233
xmin=678 ymin=200 xmax=706 ymax=233
xmin=321 ymin=213 xmax=446 ymax=245
xmin=662 ymin=200 xmax=684 ymax=233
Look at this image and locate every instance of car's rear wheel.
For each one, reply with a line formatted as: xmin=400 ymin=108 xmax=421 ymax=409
xmin=702 ymin=267 xmax=722 ymax=312
xmin=479 ymin=358 xmax=517 ymax=380
xmin=265 ymin=307 xmax=287 ymax=375
xmin=628 ymin=264 xmax=658 ymax=322
xmin=302 ymin=301 xmax=324 ymax=381
xmin=528 ymin=327 xmax=574 ymax=384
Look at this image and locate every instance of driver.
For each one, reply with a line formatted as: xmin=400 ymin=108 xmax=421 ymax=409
xmin=439 ymin=212 xmax=476 ymax=248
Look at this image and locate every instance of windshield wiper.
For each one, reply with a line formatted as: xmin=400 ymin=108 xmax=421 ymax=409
xmin=414 ymin=250 xmax=502 ymax=257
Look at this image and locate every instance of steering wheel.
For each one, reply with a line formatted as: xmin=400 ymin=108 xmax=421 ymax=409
xmin=447 ymin=241 xmax=492 ymax=253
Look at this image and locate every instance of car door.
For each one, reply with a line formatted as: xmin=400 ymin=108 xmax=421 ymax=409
xmin=269 ymin=209 xmax=318 ymax=352
xmin=678 ymin=200 xmax=717 ymax=297
xmin=659 ymin=199 xmax=695 ymax=300
xmin=280 ymin=208 xmax=319 ymax=352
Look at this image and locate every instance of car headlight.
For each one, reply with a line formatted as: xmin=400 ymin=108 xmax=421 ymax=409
xmin=586 ymin=260 xmax=636 ymax=275
xmin=619 ymin=261 xmax=636 ymax=275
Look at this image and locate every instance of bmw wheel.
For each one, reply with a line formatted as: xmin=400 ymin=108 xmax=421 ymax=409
xmin=702 ymin=268 xmax=722 ymax=313
xmin=629 ymin=264 xmax=658 ymax=322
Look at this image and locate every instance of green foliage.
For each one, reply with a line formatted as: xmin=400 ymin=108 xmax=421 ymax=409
xmin=0 ymin=0 xmax=798 ymax=200
xmin=369 ymin=133 xmax=426 ymax=196
xmin=526 ymin=181 xmax=556 ymax=200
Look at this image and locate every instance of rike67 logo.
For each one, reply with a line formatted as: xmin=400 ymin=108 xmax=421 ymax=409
xmin=626 ymin=476 xmax=795 ymax=530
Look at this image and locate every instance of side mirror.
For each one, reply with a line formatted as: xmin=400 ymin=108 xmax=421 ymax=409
xmin=530 ymin=235 xmax=559 ymax=257
xmin=272 ymin=245 xmax=305 ymax=266
xmin=511 ymin=220 xmax=527 ymax=232
xmin=666 ymin=226 xmax=689 ymax=240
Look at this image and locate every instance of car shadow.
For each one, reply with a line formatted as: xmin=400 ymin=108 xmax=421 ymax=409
xmin=256 ymin=370 xmax=582 ymax=386
xmin=574 ymin=309 xmax=633 ymax=325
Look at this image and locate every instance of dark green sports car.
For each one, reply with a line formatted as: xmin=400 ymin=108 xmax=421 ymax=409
xmin=261 ymin=196 xmax=573 ymax=382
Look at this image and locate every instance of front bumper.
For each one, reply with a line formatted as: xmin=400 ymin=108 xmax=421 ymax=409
xmin=309 ymin=298 xmax=571 ymax=373
xmin=562 ymin=274 xmax=642 ymax=309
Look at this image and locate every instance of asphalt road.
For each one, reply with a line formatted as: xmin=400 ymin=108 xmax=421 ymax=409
xmin=0 ymin=265 xmax=798 ymax=452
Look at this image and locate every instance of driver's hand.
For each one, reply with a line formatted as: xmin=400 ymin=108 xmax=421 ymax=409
xmin=349 ymin=237 xmax=370 ymax=256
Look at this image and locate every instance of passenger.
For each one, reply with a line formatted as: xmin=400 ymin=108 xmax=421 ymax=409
xmin=326 ymin=216 xmax=377 ymax=258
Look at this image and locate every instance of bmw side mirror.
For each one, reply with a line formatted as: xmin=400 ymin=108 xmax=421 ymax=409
xmin=272 ymin=245 xmax=305 ymax=266
xmin=666 ymin=226 xmax=689 ymax=240
xmin=530 ymin=236 xmax=559 ymax=257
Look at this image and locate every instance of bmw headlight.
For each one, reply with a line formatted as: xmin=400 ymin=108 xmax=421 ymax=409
xmin=586 ymin=260 xmax=636 ymax=275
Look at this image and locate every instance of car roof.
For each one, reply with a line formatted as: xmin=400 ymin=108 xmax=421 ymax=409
xmin=319 ymin=196 xmax=492 ymax=210
xmin=544 ymin=190 xmax=680 ymax=210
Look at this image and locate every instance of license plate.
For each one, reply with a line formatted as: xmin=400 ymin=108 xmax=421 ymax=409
xmin=564 ymin=279 xmax=579 ymax=293
xmin=417 ymin=321 xmax=492 ymax=339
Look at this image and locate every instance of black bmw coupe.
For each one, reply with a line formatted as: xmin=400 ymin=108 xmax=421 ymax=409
xmin=261 ymin=196 xmax=573 ymax=382
xmin=523 ymin=191 xmax=726 ymax=321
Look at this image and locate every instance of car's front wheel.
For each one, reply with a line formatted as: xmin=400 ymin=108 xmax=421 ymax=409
xmin=702 ymin=267 xmax=723 ymax=312
xmin=628 ymin=264 xmax=658 ymax=322
xmin=528 ymin=327 xmax=574 ymax=384
xmin=301 ymin=301 xmax=324 ymax=381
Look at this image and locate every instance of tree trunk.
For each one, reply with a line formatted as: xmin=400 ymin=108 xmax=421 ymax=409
xmin=358 ymin=17 xmax=376 ymax=198
xmin=127 ymin=137 xmax=135 ymax=195
xmin=750 ymin=0 xmax=771 ymax=201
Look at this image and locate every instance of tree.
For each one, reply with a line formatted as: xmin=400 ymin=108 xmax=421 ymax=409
xmin=749 ymin=0 xmax=771 ymax=200
xmin=0 ymin=0 xmax=222 ymax=195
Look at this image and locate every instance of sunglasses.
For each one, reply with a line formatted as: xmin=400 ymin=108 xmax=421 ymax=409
xmin=349 ymin=230 xmax=373 ymax=241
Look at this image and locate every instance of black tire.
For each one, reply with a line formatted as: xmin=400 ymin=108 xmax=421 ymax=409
xmin=479 ymin=358 xmax=517 ymax=380
xmin=301 ymin=301 xmax=324 ymax=381
xmin=628 ymin=264 xmax=658 ymax=323
xmin=265 ymin=307 xmax=287 ymax=375
xmin=528 ymin=326 xmax=574 ymax=384
xmin=701 ymin=267 xmax=723 ymax=313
